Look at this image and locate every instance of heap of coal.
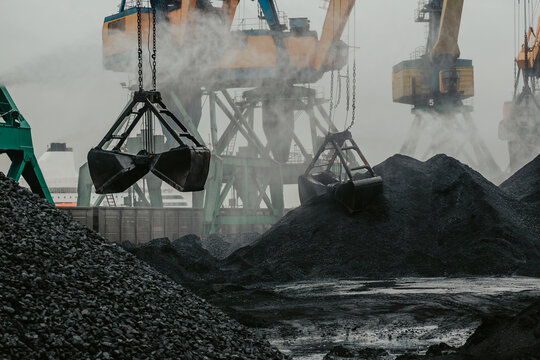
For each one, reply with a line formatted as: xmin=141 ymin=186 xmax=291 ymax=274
xmin=458 ymin=299 xmax=540 ymax=359
xmin=500 ymin=154 xmax=540 ymax=208
xmin=226 ymin=155 xmax=540 ymax=282
xmin=202 ymin=233 xmax=260 ymax=259
xmin=397 ymin=300 xmax=540 ymax=359
xmin=120 ymin=235 xmax=220 ymax=287
xmin=0 ymin=174 xmax=288 ymax=359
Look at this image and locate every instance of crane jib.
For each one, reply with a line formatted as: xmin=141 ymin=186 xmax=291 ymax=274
xmin=258 ymin=0 xmax=282 ymax=31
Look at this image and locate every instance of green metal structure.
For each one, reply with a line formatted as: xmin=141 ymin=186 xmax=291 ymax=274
xmin=193 ymin=86 xmax=335 ymax=234
xmin=0 ymin=86 xmax=53 ymax=203
xmin=76 ymin=85 xmax=336 ymax=235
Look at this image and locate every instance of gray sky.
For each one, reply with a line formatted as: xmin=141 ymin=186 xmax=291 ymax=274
xmin=0 ymin=0 xmax=520 ymax=178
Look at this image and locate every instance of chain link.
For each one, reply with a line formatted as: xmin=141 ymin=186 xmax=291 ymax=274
xmin=346 ymin=65 xmax=350 ymax=112
xmin=334 ymin=69 xmax=342 ymax=110
xmin=328 ymin=69 xmax=335 ymax=129
xmin=348 ymin=60 xmax=357 ymax=131
xmin=152 ymin=5 xmax=157 ymax=91
xmin=137 ymin=0 xmax=143 ymax=92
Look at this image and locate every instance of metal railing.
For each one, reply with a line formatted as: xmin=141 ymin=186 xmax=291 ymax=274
xmin=233 ymin=11 xmax=288 ymax=31
xmin=122 ymin=0 xmax=151 ymax=10
xmin=415 ymin=0 xmax=430 ymax=22
xmin=410 ymin=46 xmax=426 ymax=60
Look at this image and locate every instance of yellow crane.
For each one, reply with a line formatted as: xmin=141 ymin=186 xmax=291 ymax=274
xmin=499 ymin=5 xmax=540 ymax=173
xmin=392 ymin=0 xmax=500 ymax=179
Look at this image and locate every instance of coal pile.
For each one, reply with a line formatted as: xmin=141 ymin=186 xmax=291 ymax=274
xmin=397 ymin=300 xmax=540 ymax=359
xmin=120 ymin=235 xmax=221 ymax=286
xmin=500 ymin=154 xmax=540 ymax=208
xmin=226 ymin=155 xmax=540 ymax=281
xmin=458 ymin=299 xmax=540 ymax=359
xmin=202 ymin=233 xmax=260 ymax=259
xmin=0 ymin=174 xmax=288 ymax=359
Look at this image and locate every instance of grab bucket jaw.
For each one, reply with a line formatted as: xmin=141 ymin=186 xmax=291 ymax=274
xmin=332 ymin=176 xmax=383 ymax=212
xmin=88 ymin=91 xmax=210 ymax=194
xmin=151 ymin=145 xmax=210 ymax=192
xmin=88 ymin=149 xmax=150 ymax=194
xmin=298 ymin=131 xmax=383 ymax=212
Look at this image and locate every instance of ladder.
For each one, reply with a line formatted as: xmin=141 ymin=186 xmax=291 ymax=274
xmin=106 ymin=193 xmax=117 ymax=207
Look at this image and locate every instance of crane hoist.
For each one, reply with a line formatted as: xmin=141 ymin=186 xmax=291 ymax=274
xmin=392 ymin=0 xmax=500 ymax=179
xmin=98 ymin=0 xmax=355 ymax=173
xmin=499 ymin=6 xmax=540 ymax=173
xmin=87 ymin=1 xmax=211 ymax=196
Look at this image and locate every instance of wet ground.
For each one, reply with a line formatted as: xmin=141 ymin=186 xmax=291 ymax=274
xmin=213 ymin=277 xmax=540 ymax=359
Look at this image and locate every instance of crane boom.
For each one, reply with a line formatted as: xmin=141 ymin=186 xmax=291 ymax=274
xmin=311 ymin=0 xmax=355 ymax=71
xmin=222 ymin=0 xmax=240 ymax=27
xmin=430 ymin=0 xmax=464 ymax=62
xmin=258 ymin=0 xmax=282 ymax=31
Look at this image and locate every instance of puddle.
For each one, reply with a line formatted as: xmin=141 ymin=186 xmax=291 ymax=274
xmin=265 ymin=277 xmax=540 ymax=359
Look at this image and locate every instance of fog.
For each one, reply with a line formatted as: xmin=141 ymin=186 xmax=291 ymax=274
xmin=0 ymin=1 xmax=518 ymax=188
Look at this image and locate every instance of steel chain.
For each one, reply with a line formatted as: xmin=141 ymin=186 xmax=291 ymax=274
xmin=137 ymin=0 xmax=143 ymax=91
xmin=346 ymin=65 xmax=350 ymax=112
xmin=334 ymin=69 xmax=342 ymax=110
xmin=328 ymin=69 xmax=335 ymax=128
xmin=152 ymin=5 xmax=157 ymax=91
xmin=348 ymin=60 xmax=357 ymax=130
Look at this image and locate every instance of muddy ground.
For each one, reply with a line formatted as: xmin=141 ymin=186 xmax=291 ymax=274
xmin=200 ymin=277 xmax=540 ymax=359
xmin=120 ymin=235 xmax=540 ymax=358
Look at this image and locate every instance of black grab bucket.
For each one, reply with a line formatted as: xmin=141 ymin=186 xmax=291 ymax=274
xmin=298 ymin=131 xmax=383 ymax=213
xmin=88 ymin=91 xmax=210 ymax=194
xmin=88 ymin=146 xmax=210 ymax=194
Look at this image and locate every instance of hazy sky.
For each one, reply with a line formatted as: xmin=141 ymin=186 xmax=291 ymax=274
xmin=0 ymin=0 xmax=522 ymax=181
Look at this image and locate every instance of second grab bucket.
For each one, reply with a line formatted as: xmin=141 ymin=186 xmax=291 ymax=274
xmin=298 ymin=130 xmax=383 ymax=212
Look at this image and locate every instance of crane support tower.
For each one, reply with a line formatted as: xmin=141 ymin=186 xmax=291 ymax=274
xmin=392 ymin=0 xmax=501 ymax=179
xmin=0 ymin=86 xmax=53 ymax=203
xmin=81 ymin=0 xmax=360 ymax=234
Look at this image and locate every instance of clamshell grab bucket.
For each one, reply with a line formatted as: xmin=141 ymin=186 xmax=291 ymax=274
xmin=298 ymin=131 xmax=383 ymax=213
xmin=88 ymin=91 xmax=210 ymax=194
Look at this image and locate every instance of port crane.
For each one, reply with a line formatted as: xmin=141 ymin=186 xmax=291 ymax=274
xmin=102 ymin=0 xmax=353 ymax=86
xmin=82 ymin=0 xmax=379 ymax=232
xmin=393 ymin=0 xmax=501 ymax=179
xmin=499 ymin=4 xmax=540 ymax=173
